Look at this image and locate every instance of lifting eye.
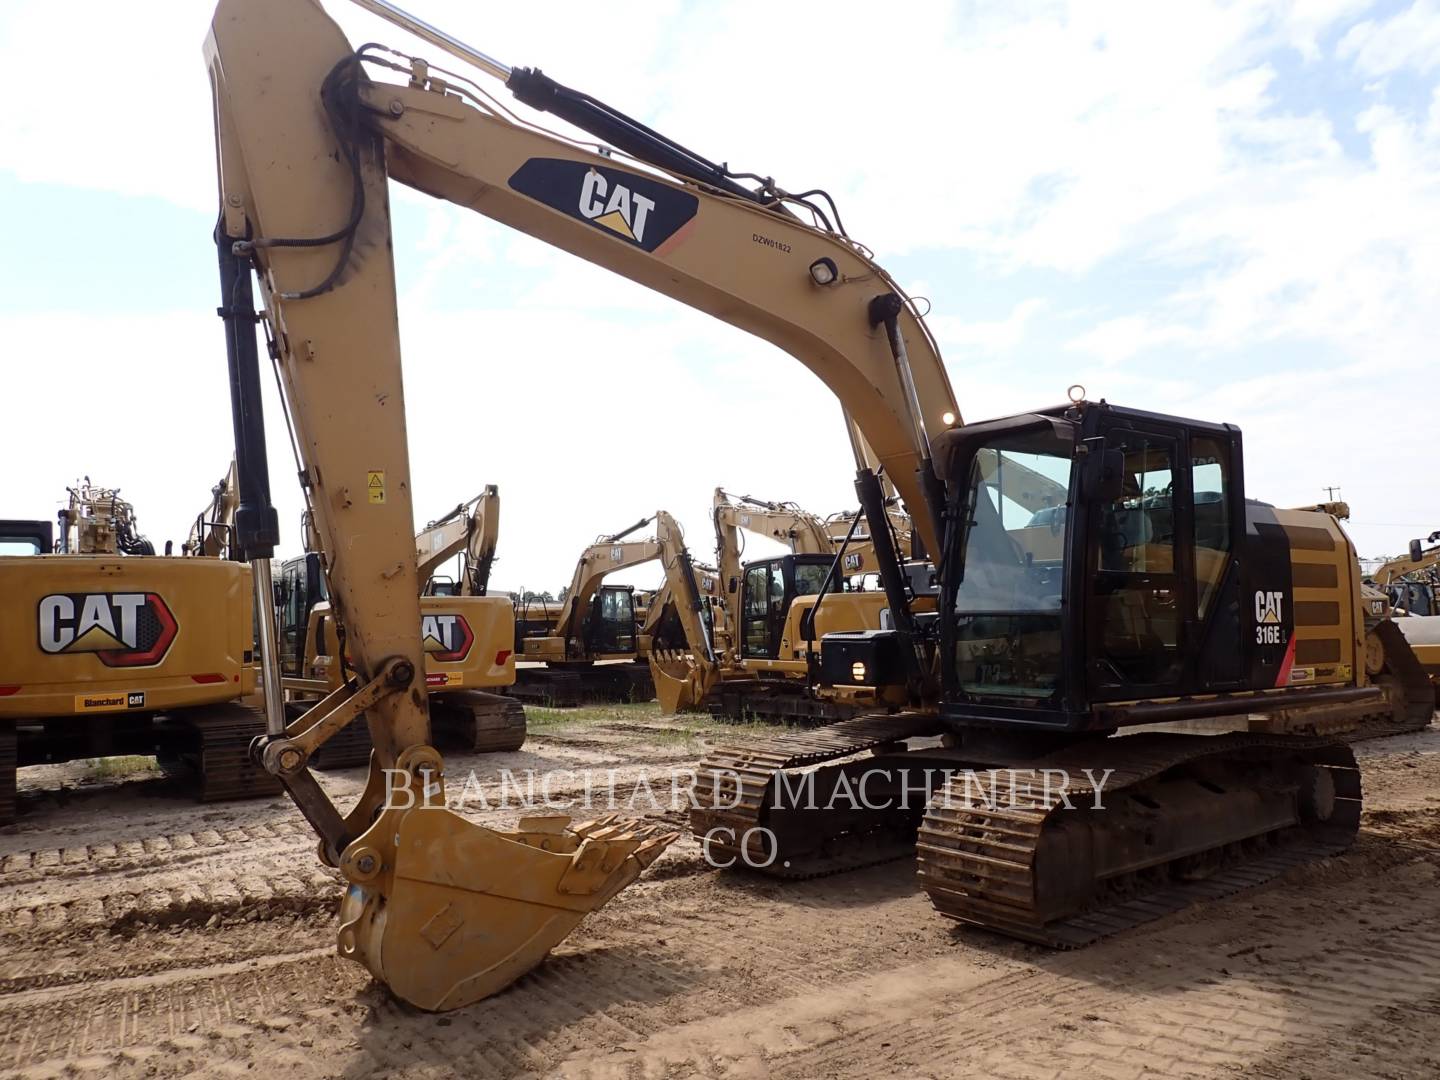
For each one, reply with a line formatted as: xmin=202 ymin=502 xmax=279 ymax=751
xmin=808 ymin=257 xmax=839 ymax=287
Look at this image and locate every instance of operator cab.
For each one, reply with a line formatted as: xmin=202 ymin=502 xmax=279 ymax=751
xmin=424 ymin=575 xmax=460 ymax=597
xmin=932 ymin=402 xmax=1292 ymax=731
xmin=738 ymin=554 xmax=835 ymax=660
xmin=1385 ymin=580 xmax=1436 ymax=617
xmin=581 ymin=583 xmax=637 ymax=656
xmin=825 ymin=402 xmax=1329 ymax=734
xmin=275 ymin=551 xmax=329 ymax=677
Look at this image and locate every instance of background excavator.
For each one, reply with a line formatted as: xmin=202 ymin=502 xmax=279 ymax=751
xmin=683 ymin=486 xmax=920 ymax=721
xmin=1370 ymin=531 xmax=1440 ymax=616
xmin=0 ymin=480 xmax=275 ymax=824
xmin=183 ymin=461 xmax=240 ymax=559
xmin=514 ymin=511 xmax=713 ymax=706
xmin=205 ymin=0 xmax=1431 ymax=1011
xmin=417 ymin=486 xmax=501 ymax=597
xmin=1374 ymin=531 xmax=1440 ymax=703
xmin=278 ymin=488 xmax=525 ymax=757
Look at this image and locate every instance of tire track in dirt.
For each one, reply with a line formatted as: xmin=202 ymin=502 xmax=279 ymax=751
xmin=550 ymin=832 xmax=1440 ymax=1080
xmin=0 ymin=863 xmax=968 ymax=1077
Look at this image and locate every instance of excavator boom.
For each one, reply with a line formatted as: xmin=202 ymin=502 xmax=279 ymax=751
xmin=207 ymin=0 xmax=681 ymax=1010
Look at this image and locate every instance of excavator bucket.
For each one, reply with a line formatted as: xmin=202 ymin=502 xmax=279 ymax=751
xmin=650 ymin=650 xmax=712 ymax=714
xmin=337 ymin=807 xmax=676 ymax=1010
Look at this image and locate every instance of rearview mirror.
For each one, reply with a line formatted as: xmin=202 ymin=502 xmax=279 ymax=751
xmin=1411 ymin=538 xmax=1425 ymax=563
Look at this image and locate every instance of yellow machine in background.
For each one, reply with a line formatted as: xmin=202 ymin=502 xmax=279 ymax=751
xmin=182 ymin=460 xmax=240 ymax=558
xmin=278 ymin=489 xmax=525 ymax=755
xmin=417 ymin=486 xmax=501 ymax=597
xmin=0 ymin=482 xmax=272 ymax=823
xmin=651 ymin=487 xmax=921 ymax=719
xmin=1370 ymin=530 xmax=1440 ymax=616
xmin=513 ymin=511 xmax=713 ymax=705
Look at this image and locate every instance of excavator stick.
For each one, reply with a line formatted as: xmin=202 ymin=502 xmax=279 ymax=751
xmin=206 ymin=0 xmax=675 ymax=1009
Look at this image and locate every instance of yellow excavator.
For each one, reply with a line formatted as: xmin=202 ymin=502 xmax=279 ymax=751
xmin=204 ymin=0 xmax=1431 ymax=1009
xmin=417 ymin=486 xmax=501 ymax=597
xmin=279 ymin=488 xmax=525 ymax=757
xmin=681 ymin=486 xmax=920 ymax=721
xmin=183 ymin=460 xmax=240 ymax=559
xmin=0 ymin=481 xmax=275 ymax=823
xmin=1373 ymin=532 xmax=1440 ymax=702
xmin=513 ymin=511 xmax=714 ymax=705
xmin=1370 ymin=531 xmax=1440 ymax=615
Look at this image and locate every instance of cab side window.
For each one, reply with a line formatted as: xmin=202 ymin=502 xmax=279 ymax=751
xmin=1191 ymin=435 xmax=1232 ymax=618
xmin=1099 ymin=436 xmax=1176 ymax=573
xmin=1093 ymin=431 xmax=1182 ymax=689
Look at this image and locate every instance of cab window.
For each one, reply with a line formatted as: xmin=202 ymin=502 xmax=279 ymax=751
xmin=1191 ymin=435 xmax=1232 ymax=617
xmin=1093 ymin=431 xmax=1181 ymax=688
xmin=792 ymin=562 xmax=830 ymax=597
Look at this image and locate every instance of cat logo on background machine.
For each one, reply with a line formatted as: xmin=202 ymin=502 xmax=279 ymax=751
xmin=421 ymin=612 xmax=474 ymax=663
xmin=37 ymin=592 xmax=178 ymax=667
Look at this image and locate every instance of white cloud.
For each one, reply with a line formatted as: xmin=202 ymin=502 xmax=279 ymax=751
xmin=1338 ymin=0 xmax=1440 ymax=77
xmin=930 ymin=299 xmax=1047 ymax=354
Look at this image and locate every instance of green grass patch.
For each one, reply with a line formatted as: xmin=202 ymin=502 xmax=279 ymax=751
xmin=82 ymin=755 xmax=160 ymax=779
xmin=523 ymin=699 xmax=771 ymax=750
xmin=524 ymin=701 xmax=663 ymax=729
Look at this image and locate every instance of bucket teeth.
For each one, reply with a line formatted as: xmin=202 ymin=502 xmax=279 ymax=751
xmin=572 ymin=814 xmax=621 ymax=837
xmin=634 ymin=831 xmax=681 ymax=868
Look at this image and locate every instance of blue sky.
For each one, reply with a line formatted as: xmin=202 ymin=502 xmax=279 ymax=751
xmin=3 ymin=0 xmax=1438 ymax=588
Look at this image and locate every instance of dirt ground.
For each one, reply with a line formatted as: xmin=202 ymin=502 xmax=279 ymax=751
xmin=1 ymin=705 xmax=1438 ymax=1079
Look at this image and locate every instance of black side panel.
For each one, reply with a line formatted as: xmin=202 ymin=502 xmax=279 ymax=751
xmin=1194 ymin=561 xmax=1244 ymax=686
xmin=1241 ymin=505 xmax=1295 ymax=689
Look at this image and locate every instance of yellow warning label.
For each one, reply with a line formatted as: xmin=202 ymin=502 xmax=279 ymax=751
xmin=367 ymin=470 xmax=386 ymax=505
xmin=425 ymin=671 xmax=463 ymax=688
xmin=75 ymin=693 xmax=127 ymax=712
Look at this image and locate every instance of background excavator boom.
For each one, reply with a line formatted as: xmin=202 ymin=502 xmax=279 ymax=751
xmin=415 ymin=486 xmax=500 ymax=595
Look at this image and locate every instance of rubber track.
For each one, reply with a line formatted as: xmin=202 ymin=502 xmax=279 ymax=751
xmin=309 ymin=720 xmax=372 ymax=770
xmin=916 ymin=731 xmax=1361 ymax=946
xmin=689 ymin=712 xmax=944 ymax=872
xmin=188 ymin=704 xmax=284 ymax=802
xmin=707 ymin=686 xmax=862 ymax=726
xmin=510 ymin=665 xmax=654 ymax=707
xmin=433 ymin=691 xmax=527 ymax=753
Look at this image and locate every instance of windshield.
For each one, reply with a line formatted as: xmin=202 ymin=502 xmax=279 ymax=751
xmin=791 ymin=561 xmax=832 ymax=596
xmin=951 ymin=425 xmax=1074 ymax=700
xmin=955 ymin=432 xmax=1072 ymax=613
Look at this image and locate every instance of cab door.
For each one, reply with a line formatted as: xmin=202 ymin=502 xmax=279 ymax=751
xmin=1085 ymin=425 xmax=1193 ymax=699
xmin=740 ymin=561 xmax=782 ymax=660
xmin=585 ymin=585 xmax=636 ymax=656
